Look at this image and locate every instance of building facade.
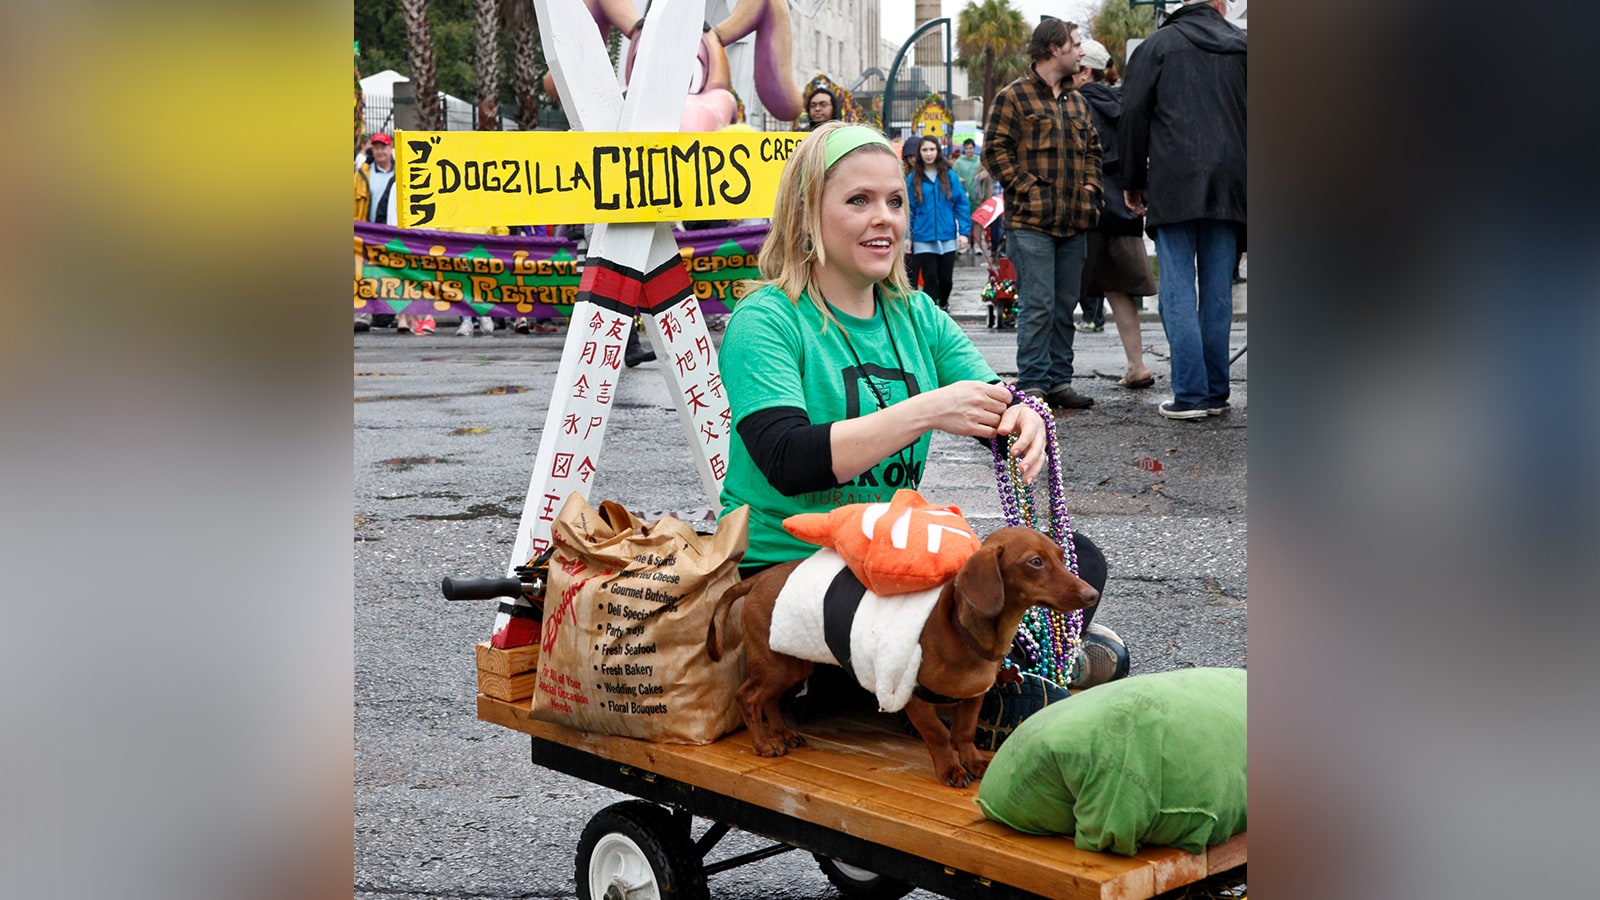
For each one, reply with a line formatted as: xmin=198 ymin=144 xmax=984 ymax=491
xmin=714 ymin=0 xmax=883 ymax=129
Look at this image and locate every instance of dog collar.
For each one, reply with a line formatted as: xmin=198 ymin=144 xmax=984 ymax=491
xmin=912 ymin=683 xmax=973 ymax=705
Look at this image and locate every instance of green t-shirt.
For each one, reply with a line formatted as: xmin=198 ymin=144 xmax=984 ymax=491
xmin=717 ymin=283 xmax=998 ymax=569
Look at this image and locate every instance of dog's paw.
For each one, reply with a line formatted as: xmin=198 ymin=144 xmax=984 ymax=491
xmin=958 ymin=749 xmax=990 ymax=780
xmin=752 ymin=738 xmax=790 ymax=757
xmin=782 ymin=733 xmax=807 ymax=750
xmin=940 ymin=766 xmax=974 ymax=788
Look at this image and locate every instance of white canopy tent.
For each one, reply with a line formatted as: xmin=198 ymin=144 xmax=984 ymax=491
xmin=360 ymin=69 xmax=519 ymax=135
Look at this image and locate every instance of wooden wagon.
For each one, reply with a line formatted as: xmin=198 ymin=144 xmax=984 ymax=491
xmin=477 ymin=688 xmax=1245 ymax=899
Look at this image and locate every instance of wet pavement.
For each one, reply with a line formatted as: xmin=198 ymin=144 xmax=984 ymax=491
xmin=353 ymin=264 xmax=1248 ymax=899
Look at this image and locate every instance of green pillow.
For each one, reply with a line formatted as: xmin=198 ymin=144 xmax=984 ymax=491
xmin=975 ymin=667 xmax=1247 ymax=856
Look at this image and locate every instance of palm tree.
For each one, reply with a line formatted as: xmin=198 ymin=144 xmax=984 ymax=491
xmin=402 ymin=0 xmax=445 ymax=129
xmin=1090 ymin=0 xmax=1157 ymax=72
xmin=474 ymin=0 xmax=501 ymax=130
xmin=956 ymin=0 xmax=1030 ymax=113
xmin=502 ymin=0 xmax=541 ymax=130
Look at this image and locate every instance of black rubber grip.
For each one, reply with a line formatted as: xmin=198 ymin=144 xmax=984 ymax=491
xmin=441 ymin=576 xmax=525 ymax=601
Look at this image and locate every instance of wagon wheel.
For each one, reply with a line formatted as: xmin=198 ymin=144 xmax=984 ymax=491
xmin=576 ymin=801 xmax=708 ymax=900
xmin=812 ymin=854 xmax=913 ymax=900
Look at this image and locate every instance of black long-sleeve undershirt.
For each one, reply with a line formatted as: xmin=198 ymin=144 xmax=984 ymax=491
xmin=736 ymin=406 xmax=839 ymax=496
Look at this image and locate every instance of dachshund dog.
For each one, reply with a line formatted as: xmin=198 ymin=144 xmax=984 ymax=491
xmin=707 ymin=527 xmax=1099 ymax=787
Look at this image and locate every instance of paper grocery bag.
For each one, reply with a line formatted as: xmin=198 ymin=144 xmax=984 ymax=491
xmin=532 ymin=493 xmax=749 ymax=744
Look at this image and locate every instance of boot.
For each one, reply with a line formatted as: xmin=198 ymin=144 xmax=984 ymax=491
xmin=623 ymin=323 xmax=656 ymax=367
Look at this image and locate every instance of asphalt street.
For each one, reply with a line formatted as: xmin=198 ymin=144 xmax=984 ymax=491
xmin=353 ymin=264 xmax=1248 ymax=899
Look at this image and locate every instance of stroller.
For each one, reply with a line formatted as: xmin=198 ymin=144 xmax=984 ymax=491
xmin=981 ymin=249 xmax=1018 ymax=330
xmin=972 ymin=195 xmax=1017 ymax=330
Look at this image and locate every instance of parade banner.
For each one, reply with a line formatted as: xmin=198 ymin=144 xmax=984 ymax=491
xmin=394 ymin=130 xmax=804 ymax=229
xmin=353 ymin=221 xmax=767 ymax=319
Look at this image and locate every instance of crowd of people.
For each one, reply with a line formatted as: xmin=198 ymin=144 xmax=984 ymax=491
xmin=354 ymin=0 xmax=1246 ymax=424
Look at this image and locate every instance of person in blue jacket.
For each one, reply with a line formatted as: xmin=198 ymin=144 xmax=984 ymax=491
xmin=903 ymin=135 xmax=971 ymax=311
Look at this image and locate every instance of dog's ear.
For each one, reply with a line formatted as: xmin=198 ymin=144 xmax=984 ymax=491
xmin=954 ymin=545 xmax=1006 ymax=618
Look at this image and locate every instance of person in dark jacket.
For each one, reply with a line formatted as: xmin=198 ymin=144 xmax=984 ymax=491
xmin=1069 ymin=57 xmax=1104 ymax=335
xmin=1076 ymin=39 xmax=1158 ymax=388
xmin=1120 ymin=0 xmax=1246 ymax=419
xmin=802 ymin=87 xmax=840 ymax=131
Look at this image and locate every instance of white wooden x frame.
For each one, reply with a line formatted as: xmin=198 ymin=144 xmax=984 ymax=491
xmin=501 ymin=0 xmax=734 ymax=613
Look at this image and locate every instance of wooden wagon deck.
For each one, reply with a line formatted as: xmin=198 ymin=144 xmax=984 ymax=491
xmin=479 ymin=693 xmax=1245 ymax=900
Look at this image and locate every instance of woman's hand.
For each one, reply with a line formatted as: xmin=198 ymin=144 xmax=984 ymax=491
xmin=957 ymin=234 xmax=969 ymax=250
xmin=928 ymin=381 xmax=1013 ymax=437
xmin=995 ymin=401 xmax=1047 ymax=483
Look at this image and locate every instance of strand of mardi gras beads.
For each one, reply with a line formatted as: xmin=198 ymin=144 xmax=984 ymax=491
xmin=990 ymin=387 xmax=1084 ymax=685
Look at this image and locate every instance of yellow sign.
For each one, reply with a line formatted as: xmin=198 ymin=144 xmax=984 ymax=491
xmin=394 ymin=130 xmax=805 ymax=229
xmin=911 ymin=94 xmax=953 ymax=139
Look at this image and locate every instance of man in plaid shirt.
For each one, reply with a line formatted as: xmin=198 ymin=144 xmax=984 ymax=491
xmin=982 ymin=18 xmax=1102 ymax=410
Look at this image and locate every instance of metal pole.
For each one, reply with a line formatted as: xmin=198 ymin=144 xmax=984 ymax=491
xmin=944 ymin=21 xmax=953 ymax=138
xmin=884 ymin=17 xmax=952 ymax=139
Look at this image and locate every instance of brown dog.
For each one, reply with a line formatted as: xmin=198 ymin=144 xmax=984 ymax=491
xmin=707 ymin=526 xmax=1099 ymax=787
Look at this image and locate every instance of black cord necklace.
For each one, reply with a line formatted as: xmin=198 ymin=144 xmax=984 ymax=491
xmin=813 ymin=282 xmax=919 ymax=481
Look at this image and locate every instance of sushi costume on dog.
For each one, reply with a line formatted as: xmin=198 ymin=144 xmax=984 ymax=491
xmin=767 ymin=548 xmax=943 ymax=713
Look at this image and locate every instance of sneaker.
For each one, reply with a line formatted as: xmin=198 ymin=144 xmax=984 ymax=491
xmin=1073 ymin=321 xmax=1095 ymax=334
xmin=1045 ymin=386 xmax=1094 ymax=409
xmin=1203 ymin=399 xmax=1232 ymax=416
xmin=478 ymin=316 xmax=495 ymax=335
xmin=1069 ymin=624 xmax=1131 ymax=691
xmin=413 ymin=316 xmax=436 ymax=335
xmin=512 ymin=317 xmax=531 ymax=334
xmin=532 ymin=320 xmax=559 ymax=334
xmin=455 ymin=318 xmax=474 ymax=337
xmin=1159 ymin=400 xmax=1209 ymax=420
xmin=354 ymin=314 xmax=372 ymax=332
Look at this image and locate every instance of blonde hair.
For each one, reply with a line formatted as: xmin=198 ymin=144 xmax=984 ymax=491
xmin=749 ymin=121 xmax=913 ymax=325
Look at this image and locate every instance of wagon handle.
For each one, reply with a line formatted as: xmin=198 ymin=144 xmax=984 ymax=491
xmin=441 ymin=545 xmax=556 ymax=603
xmin=441 ymin=576 xmax=526 ymax=601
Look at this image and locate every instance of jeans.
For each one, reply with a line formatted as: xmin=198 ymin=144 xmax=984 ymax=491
xmin=1009 ymin=228 xmax=1087 ymax=393
xmin=1153 ymin=220 xmax=1236 ymax=406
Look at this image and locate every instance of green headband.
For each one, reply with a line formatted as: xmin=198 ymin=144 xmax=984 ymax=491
xmin=824 ymin=125 xmax=892 ymax=170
